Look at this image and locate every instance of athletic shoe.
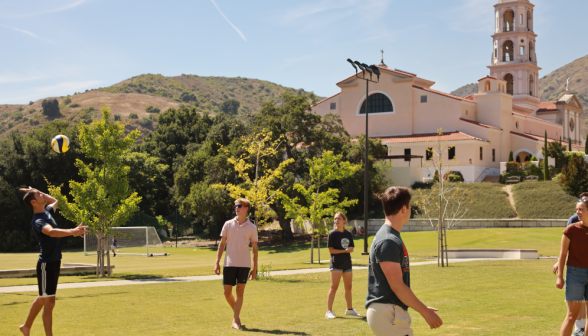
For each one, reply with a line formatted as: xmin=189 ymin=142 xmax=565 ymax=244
xmin=345 ymin=308 xmax=361 ymax=317
xmin=325 ymin=310 xmax=336 ymax=319
xmin=573 ymin=329 xmax=585 ymax=336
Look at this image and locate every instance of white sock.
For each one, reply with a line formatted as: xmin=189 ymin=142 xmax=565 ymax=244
xmin=575 ymin=318 xmax=586 ymax=330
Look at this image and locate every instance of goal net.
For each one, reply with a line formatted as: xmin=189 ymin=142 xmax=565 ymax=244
xmin=84 ymin=227 xmax=168 ymax=257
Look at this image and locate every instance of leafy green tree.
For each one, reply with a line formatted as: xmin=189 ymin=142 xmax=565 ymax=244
xmin=559 ymin=156 xmax=588 ymax=196
xmin=220 ymin=98 xmax=240 ymax=115
xmin=123 ymin=152 xmax=169 ymax=216
xmin=544 ymin=140 xmax=567 ymax=168
xmin=180 ymin=92 xmax=197 ymax=103
xmin=48 ymin=107 xmax=141 ymax=277
xmin=41 ymin=99 xmax=60 ymax=117
xmin=278 ymin=151 xmax=360 ymax=263
xmin=214 ymin=131 xmax=294 ymax=227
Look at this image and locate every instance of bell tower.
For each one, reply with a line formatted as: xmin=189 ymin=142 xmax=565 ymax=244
xmin=488 ymin=0 xmax=541 ymax=111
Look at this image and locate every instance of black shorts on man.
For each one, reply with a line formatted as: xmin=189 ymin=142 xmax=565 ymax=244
xmin=223 ymin=267 xmax=250 ymax=286
xmin=36 ymin=260 xmax=61 ymax=297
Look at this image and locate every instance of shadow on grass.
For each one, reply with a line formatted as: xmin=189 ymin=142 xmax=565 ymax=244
xmin=263 ymin=242 xmax=313 ymax=254
xmin=66 ymin=292 xmax=128 ymax=299
xmin=116 ymin=274 xmax=165 ymax=281
xmin=241 ymin=326 xmax=310 ymax=335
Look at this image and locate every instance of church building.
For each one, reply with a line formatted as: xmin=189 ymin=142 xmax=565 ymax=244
xmin=312 ymin=0 xmax=584 ymax=184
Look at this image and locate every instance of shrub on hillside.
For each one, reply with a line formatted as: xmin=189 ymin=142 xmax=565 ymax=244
xmin=113 ymin=114 xmax=121 ymax=121
xmin=12 ymin=111 xmax=23 ymax=121
xmin=180 ymin=92 xmax=197 ymax=103
xmin=559 ymin=156 xmax=588 ymax=196
xmin=138 ymin=117 xmax=153 ymax=128
xmin=28 ymin=101 xmax=33 ymax=105
xmin=145 ymin=106 xmax=160 ymax=113
xmin=28 ymin=109 xmax=36 ymax=114
xmin=78 ymin=107 xmax=95 ymax=124
xmin=41 ymin=99 xmax=60 ymax=117
xmin=69 ymin=103 xmax=80 ymax=108
xmin=63 ymin=96 xmax=72 ymax=105
xmin=129 ymin=113 xmax=138 ymax=119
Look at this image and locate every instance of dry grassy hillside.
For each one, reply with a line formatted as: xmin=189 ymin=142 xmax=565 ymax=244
xmin=0 ymin=74 xmax=320 ymax=140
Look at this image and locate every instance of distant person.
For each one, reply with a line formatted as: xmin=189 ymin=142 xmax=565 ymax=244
xmin=358 ymin=226 xmax=364 ymax=235
xmin=351 ymin=227 xmax=357 ymax=236
xmin=214 ymin=198 xmax=258 ymax=330
xmin=554 ymin=193 xmax=588 ymax=336
xmin=111 ymin=236 xmax=118 ymax=257
xmin=366 ymin=186 xmax=442 ymax=336
xmin=325 ymin=212 xmax=361 ymax=319
xmin=19 ymin=187 xmax=88 ymax=336
xmin=556 ymin=198 xmax=588 ymax=336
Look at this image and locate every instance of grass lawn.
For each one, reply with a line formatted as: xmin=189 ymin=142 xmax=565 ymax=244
xmin=0 ymin=228 xmax=564 ymax=287
xmin=512 ymin=180 xmax=577 ymax=219
xmin=412 ymin=182 xmax=517 ymax=219
xmin=0 ymin=259 xmax=565 ymax=335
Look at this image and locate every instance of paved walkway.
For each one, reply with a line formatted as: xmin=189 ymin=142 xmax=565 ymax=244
xmin=0 ymin=258 xmax=521 ymax=294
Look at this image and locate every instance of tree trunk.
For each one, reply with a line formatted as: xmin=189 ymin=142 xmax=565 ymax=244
xmin=278 ymin=218 xmax=294 ymax=242
xmin=444 ymin=228 xmax=449 ymax=267
xmin=310 ymin=224 xmax=314 ymax=264
xmin=106 ymin=233 xmax=111 ymax=277
xmin=317 ymin=233 xmax=321 ymax=264
xmin=96 ymin=235 xmax=100 ymax=277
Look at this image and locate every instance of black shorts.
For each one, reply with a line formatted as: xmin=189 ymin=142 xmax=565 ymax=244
xmin=36 ymin=260 xmax=61 ymax=297
xmin=223 ymin=267 xmax=250 ymax=286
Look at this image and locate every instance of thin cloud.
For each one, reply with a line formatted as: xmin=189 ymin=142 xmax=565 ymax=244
xmin=5 ymin=0 xmax=88 ymax=18
xmin=0 ymin=80 xmax=102 ymax=104
xmin=1 ymin=24 xmax=57 ymax=45
xmin=210 ymin=0 xmax=247 ymax=42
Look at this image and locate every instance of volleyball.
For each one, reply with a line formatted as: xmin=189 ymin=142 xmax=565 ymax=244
xmin=51 ymin=135 xmax=70 ymax=154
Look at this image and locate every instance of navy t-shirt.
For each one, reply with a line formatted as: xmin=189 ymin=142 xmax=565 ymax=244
xmin=31 ymin=206 xmax=62 ymax=263
xmin=568 ymin=214 xmax=579 ymax=226
xmin=365 ymin=224 xmax=410 ymax=310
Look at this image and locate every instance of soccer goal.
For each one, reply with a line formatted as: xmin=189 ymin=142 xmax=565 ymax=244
xmin=84 ymin=227 xmax=168 ymax=257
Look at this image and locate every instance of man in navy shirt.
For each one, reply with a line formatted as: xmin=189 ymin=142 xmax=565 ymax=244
xmin=19 ymin=187 xmax=87 ymax=336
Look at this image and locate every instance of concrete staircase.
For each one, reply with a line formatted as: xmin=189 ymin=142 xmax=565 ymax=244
xmin=482 ymin=175 xmax=500 ymax=183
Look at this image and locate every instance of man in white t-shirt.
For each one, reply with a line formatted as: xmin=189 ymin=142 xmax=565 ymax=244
xmin=214 ymin=198 xmax=258 ymax=330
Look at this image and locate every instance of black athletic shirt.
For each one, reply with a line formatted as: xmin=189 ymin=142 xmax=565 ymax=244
xmin=327 ymin=229 xmax=354 ymax=270
xmin=365 ymin=224 xmax=410 ymax=310
xmin=31 ymin=206 xmax=62 ymax=263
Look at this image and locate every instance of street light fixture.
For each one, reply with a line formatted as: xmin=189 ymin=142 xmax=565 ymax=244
xmin=347 ymin=58 xmax=380 ymax=255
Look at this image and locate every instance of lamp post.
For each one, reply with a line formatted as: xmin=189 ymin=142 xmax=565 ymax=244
xmin=346 ymin=59 xmax=380 ymax=255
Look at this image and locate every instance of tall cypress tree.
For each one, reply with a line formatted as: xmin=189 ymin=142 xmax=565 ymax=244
xmin=544 ymin=131 xmax=550 ymax=181
xmin=508 ymin=150 xmax=514 ymax=162
xmin=585 ymin=137 xmax=588 ymax=155
xmin=569 ymin=137 xmax=572 ymax=151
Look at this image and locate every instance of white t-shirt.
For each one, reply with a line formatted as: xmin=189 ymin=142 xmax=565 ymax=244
xmin=220 ymin=217 xmax=258 ymax=268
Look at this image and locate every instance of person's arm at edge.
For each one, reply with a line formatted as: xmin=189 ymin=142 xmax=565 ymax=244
xmin=41 ymin=223 xmax=87 ymax=238
xmin=380 ymin=261 xmax=442 ymax=329
xmin=249 ymin=242 xmax=258 ymax=280
xmin=214 ymin=236 xmax=227 ymax=275
xmin=556 ymin=234 xmax=570 ymax=289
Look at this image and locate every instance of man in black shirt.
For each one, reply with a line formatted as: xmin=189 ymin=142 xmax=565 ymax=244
xmin=19 ymin=187 xmax=87 ymax=336
xmin=365 ymin=186 xmax=442 ymax=336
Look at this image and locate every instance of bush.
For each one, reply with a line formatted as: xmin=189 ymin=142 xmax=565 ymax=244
xmin=78 ymin=107 xmax=96 ymax=124
xmin=145 ymin=106 xmax=160 ymax=113
xmin=138 ymin=117 xmax=153 ymax=128
xmin=113 ymin=114 xmax=121 ymax=121
xmin=41 ymin=99 xmax=60 ymax=117
xmin=28 ymin=101 xmax=33 ymax=105
xmin=448 ymin=174 xmax=463 ymax=182
xmin=530 ymin=156 xmax=538 ymax=161
xmin=559 ymin=156 xmax=588 ymax=195
xmin=29 ymin=118 xmax=39 ymax=125
xmin=28 ymin=109 xmax=36 ymax=114
xmin=69 ymin=103 xmax=80 ymax=108
xmin=180 ymin=92 xmax=197 ymax=103
xmin=129 ymin=113 xmax=138 ymax=119
xmin=63 ymin=96 xmax=71 ymax=105
xmin=12 ymin=111 xmax=23 ymax=121
xmin=442 ymin=170 xmax=464 ymax=181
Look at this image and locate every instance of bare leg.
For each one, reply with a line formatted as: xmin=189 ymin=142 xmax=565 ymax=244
xmin=561 ymin=300 xmax=582 ymax=336
xmin=327 ymin=271 xmax=342 ymax=311
xmin=20 ymin=296 xmax=45 ymax=336
xmin=42 ymin=296 xmax=56 ymax=336
xmin=233 ymin=283 xmax=246 ymax=328
xmin=341 ymin=271 xmax=353 ymax=310
xmin=223 ymin=285 xmax=235 ymax=311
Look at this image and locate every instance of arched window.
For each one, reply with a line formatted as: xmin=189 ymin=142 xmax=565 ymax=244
xmin=485 ymin=81 xmax=491 ymax=91
xmin=359 ymin=93 xmax=393 ymax=114
xmin=529 ymin=74 xmax=535 ymax=97
xmin=504 ymin=74 xmax=514 ymax=95
xmin=503 ymin=10 xmax=515 ymax=31
xmin=527 ymin=10 xmax=533 ymax=31
xmin=503 ymin=40 xmax=514 ymax=62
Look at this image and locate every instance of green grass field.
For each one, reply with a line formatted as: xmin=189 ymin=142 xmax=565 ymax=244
xmin=0 ymin=260 xmax=565 ymax=335
xmin=412 ymin=182 xmax=518 ymax=219
xmin=0 ymin=228 xmax=564 ymax=287
xmin=513 ymin=180 xmax=577 ymax=219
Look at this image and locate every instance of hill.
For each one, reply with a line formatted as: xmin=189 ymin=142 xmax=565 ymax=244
xmin=0 ymin=74 xmax=320 ymax=140
xmin=450 ymin=54 xmax=588 ymax=134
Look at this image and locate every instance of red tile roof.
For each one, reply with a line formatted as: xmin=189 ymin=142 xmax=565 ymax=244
xmin=413 ymin=86 xmax=474 ymax=102
xmin=511 ymin=132 xmax=584 ymax=149
xmin=537 ymin=101 xmax=558 ymax=112
xmin=464 ymin=94 xmax=474 ymax=100
xmin=459 ymin=118 xmax=502 ymax=130
xmin=376 ymin=131 xmax=488 ymax=145
xmin=478 ymin=75 xmax=503 ymax=81
xmin=311 ymin=92 xmax=341 ymax=107
xmin=512 ymin=104 xmax=534 ymax=114
xmin=512 ymin=112 xmax=561 ymax=126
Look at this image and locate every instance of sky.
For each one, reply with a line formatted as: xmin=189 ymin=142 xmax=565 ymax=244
xmin=1 ymin=0 xmax=587 ymax=104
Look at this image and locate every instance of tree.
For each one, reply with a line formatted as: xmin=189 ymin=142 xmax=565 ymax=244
xmin=48 ymin=107 xmax=141 ymax=277
xmin=180 ymin=92 xmax=197 ymax=103
xmin=545 ymin=140 xmax=567 ymax=168
xmin=559 ymin=156 xmax=588 ymax=196
xmin=63 ymin=96 xmax=72 ymax=105
xmin=585 ymin=136 xmax=588 ymax=155
xmin=123 ymin=152 xmax=169 ymax=216
xmin=41 ymin=99 xmax=60 ymax=117
xmin=213 ymin=131 xmax=294 ymax=227
xmin=508 ymin=150 xmax=514 ymax=162
xmin=278 ymin=151 xmax=360 ymax=263
xmin=544 ymin=131 xmax=550 ymax=181
xmin=220 ymin=99 xmax=240 ymax=115
xmin=569 ymin=137 xmax=572 ymax=152
xmin=413 ymin=128 xmax=469 ymax=267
